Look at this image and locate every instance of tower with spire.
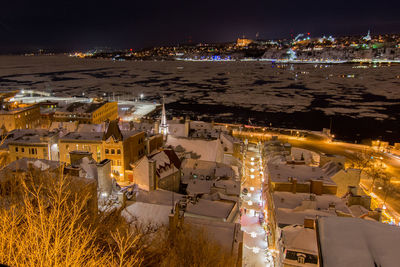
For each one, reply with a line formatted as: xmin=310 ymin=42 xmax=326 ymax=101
xmin=159 ymin=96 xmax=168 ymax=138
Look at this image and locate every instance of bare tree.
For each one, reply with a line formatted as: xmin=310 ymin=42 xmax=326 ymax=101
xmin=0 ymin=171 xmax=143 ymax=267
xmin=349 ymin=149 xmax=375 ymax=175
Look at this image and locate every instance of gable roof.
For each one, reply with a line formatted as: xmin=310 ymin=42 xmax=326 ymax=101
xmin=103 ymin=119 xmax=123 ymax=141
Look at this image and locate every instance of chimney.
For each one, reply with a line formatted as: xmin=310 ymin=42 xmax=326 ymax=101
xmin=69 ymin=151 xmax=93 ymax=166
xmin=96 ymin=159 xmax=112 ymax=196
xmin=291 ymin=178 xmax=297 ymax=194
xmin=304 ymin=217 xmax=315 ymax=229
xmin=148 ymin=159 xmax=157 ymax=191
xmin=375 ymin=208 xmax=382 ymax=222
xmin=117 ymin=191 xmax=126 ymax=207
xmin=310 ymin=180 xmax=323 ymax=195
xmin=347 ymin=185 xmax=357 ymax=196
xmin=184 ymin=117 xmax=190 ymax=137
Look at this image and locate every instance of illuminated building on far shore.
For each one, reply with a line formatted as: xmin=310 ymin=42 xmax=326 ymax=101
xmin=236 ymin=38 xmax=253 ymax=47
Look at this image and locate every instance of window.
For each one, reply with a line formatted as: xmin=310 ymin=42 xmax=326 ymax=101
xmin=117 ymin=149 xmax=121 ymax=154
xmin=21 ymin=148 xmax=24 ymax=153
xmin=111 ymin=149 xmax=115 ymax=155
xmin=15 ymin=147 xmax=18 ymax=152
xmin=105 ymin=149 xmax=109 ymax=154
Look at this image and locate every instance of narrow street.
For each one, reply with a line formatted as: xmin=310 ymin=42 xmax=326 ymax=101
xmin=241 ymin=143 xmax=274 ymax=267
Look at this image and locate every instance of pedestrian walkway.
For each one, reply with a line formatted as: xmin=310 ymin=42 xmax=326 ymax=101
xmin=241 ymin=143 xmax=274 ymax=266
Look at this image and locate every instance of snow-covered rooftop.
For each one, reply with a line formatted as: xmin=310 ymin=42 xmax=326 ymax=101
xmin=122 ymin=202 xmax=171 ymax=227
xmin=60 ymin=132 xmax=103 ymax=141
xmin=135 ymin=189 xmax=184 ymax=206
xmin=317 ymin=217 xmax=400 ymax=267
xmin=166 ymin=135 xmax=224 ymax=162
xmin=185 ymin=198 xmax=235 ymax=220
xmin=282 ymin=225 xmax=318 ymax=255
xmin=181 ymin=158 xmax=235 ymax=183
xmin=267 ymin=161 xmax=339 ymax=185
xmin=273 ymin=192 xmax=350 ymax=214
xmin=0 ymin=158 xmax=61 ymax=174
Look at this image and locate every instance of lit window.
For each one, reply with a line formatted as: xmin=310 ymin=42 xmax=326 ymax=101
xmin=105 ymin=149 xmax=109 ymax=154
xmin=111 ymin=149 xmax=115 ymax=154
xmin=117 ymin=149 xmax=121 ymax=154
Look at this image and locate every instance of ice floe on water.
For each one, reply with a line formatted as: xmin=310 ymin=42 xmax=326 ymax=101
xmin=0 ymin=55 xmax=399 ymax=140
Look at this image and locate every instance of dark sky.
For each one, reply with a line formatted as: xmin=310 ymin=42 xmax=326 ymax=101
xmin=1 ymin=0 xmax=399 ymax=52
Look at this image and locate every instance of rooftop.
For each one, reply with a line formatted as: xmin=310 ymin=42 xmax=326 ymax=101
xmin=266 ymin=160 xmax=339 ymax=185
xmin=2 ymin=129 xmax=57 ymax=148
xmin=317 ymin=217 xmax=400 ymax=267
xmin=60 ymin=132 xmax=103 ymax=142
xmin=57 ymin=102 xmax=106 ymax=114
xmin=122 ymin=202 xmax=172 ymax=227
xmin=166 ymin=135 xmax=224 ymax=162
xmin=0 ymin=104 xmax=38 ymax=115
xmin=282 ymin=225 xmax=318 ymax=255
xmin=273 ymin=191 xmax=350 ymax=213
xmin=185 ymin=198 xmax=235 ymax=220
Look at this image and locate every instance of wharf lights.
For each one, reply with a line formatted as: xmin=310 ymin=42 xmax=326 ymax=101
xmin=248 ymin=200 xmax=253 ymax=206
xmin=250 ymin=175 xmax=255 ymax=179
xmin=251 ymin=157 xmax=255 ymax=161
xmin=251 ymin=232 xmax=257 ymax=238
xmin=250 ymin=168 xmax=255 ymax=173
xmin=251 ymin=162 xmax=255 ymax=166
xmin=250 ymin=187 xmax=254 ymax=191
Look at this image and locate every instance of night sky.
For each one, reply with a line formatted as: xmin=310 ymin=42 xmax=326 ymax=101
xmin=1 ymin=0 xmax=399 ymax=52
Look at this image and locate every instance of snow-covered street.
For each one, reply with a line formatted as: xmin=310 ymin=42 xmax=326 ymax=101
xmin=241 ymin=144 xmax=274 ymax=266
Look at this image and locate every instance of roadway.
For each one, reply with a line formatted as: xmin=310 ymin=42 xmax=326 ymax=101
xmin=234 ymin=129 xmax=400 ymax=224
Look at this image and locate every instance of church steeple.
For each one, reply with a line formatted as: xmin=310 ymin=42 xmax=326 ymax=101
xmin=160 ymin=96 xmax=168 ymax=137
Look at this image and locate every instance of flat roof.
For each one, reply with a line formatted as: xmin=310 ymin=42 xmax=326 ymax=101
xmin=60 ymin=132 xmax=103 ymax=142
xmin=56 ymin=102 xmax=108 ymax=114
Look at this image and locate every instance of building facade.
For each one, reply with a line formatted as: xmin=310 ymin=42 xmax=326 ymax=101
xmin=53 ymin=101 xmax=118 ymax=124
xmin=0 ymin=105 xmax=41 ymax=132
xmin=58 ymin=120 xmax=146 ymax=182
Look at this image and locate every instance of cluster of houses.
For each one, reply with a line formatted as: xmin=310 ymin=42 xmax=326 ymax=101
xmin=261 ymin=137 xmax=400 ymax=266
xmin=0 ymin=98 xmax=245 ymax=265
xmin=1 ymin=94 xmax=400 ymax=267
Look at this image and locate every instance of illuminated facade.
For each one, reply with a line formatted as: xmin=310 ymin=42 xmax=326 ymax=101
xmin=7 ymin=129 xmax=59 ymax=162
xmin=58 ymin=120 xmax=146 ymax=182
xmin=54 ymin=101 xmax=118 ymax=124
xmin=236 ymin=38 xmax=253 ymax=47
xmin=0 ymin=105 xmax=41 ymax=132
